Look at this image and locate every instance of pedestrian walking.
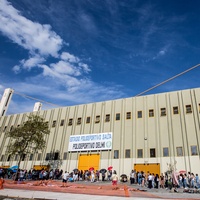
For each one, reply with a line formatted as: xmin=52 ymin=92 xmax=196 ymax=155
xmin=111 ymin=170 xmax=118 ymax=190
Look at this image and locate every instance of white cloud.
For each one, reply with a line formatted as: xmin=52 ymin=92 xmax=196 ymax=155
xmin=0 ymin=0 xmax=91 ymax=83
xmin=39 ymin=63 xmax=84 ymax=91
xmin=12 ymin=65 xmax=21 ymax=73
xmin=12 ymin=56 xmax=45 ymax=73
xmin=158 ymin=50 xmax=166 ymax=56
xmin=0 ymin=0 xmax=63 ymax=57
xmin=61 ymin=52 xmax=80 ymax=63
xmin=0 ymin=0 xmax=125 ymax=115
xmin=152 ymin=46 xmax=169 ymax=60
xmin=78 ymin=63 xmax=91 ymax=73
xmin=50 ymin=61 xmax=81 ymax=76
xmin=21 ymin=56 xmax=46 ymax=69
xmin=4 ymin=79 xmax=125 ymax=114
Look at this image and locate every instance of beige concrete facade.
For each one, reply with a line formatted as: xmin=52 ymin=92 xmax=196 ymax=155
xmin=0 ymin=87 xmax=200 ymax=175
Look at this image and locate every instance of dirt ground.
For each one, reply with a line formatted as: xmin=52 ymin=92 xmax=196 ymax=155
xmin=2 ymin=179 xmax=159 ymax=199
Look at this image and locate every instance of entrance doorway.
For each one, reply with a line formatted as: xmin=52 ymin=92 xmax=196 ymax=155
xmin=78 ymin=154 xmax=100 ymax=171
xmin=134 ymin=163 xmax=160 ymax=175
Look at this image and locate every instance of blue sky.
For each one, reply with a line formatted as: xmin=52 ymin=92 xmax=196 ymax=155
xmin=0 ymin=0 xmax=200 ymax=115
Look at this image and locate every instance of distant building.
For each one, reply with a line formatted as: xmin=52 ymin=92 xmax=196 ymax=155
xmin=0 ymin=88 xmax=14 ymax=117
xmin=0 ymin=87 xmax=200 ymax=175
xmin=33 ymin=102 xmax=42 ymax=112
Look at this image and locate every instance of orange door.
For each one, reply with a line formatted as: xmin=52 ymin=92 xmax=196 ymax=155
xmin=78 ymin=154 xmax=100 ymax=171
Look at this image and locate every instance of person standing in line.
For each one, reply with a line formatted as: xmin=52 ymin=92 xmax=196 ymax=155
xmin=79 ymin=170 xmax=83 ymax=181
xmin=62 ymin=171 xmax=68 ymax=187
xmin=91 ymin=170 xmax=95 ymax=183
xmin=141 ymin=171 xmax=145 ymax=187
xmin=130 ymin=170 xmax=135 ymax=185
xmin=137 ymin=171 xmax=142 ymax=186
xmin=190 ymin=173 xmax=195 ymax=188
xmin=187 ymin=172 xmax=191 ymax=187
xmin=182 ymin=174 xmax=187 ymax=188
xmin=154 ymin=174 xmax=159 ymax=189
xmin=96 ymin=170 xmax=99 ymax=181
xmin=111 ymin=170 xmax=118 ymax=190
xmin=148 ymin=173 xmax=153 ymax=189
xmin=160 ymin=173 xmax=165 ymax=188
xmin=107 ymin=170 xmax=112 ymax=181
xmin=195 ymin=174 xmax=200 ymax=188
xmin=49 ymin=169 xmax=54 ymax=180
xmin=102 ymin=171 xmax=106 ymax=181
xmin=152 ymin=173 xmax=155 ymax=188
xmin=19 ymin=169 xmax=25 ymax=181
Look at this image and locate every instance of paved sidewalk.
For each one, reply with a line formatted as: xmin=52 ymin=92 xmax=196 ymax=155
xmin=0 ymin=189 xmax=152 ymax=200
xmin=1 ymin=188 xmax=200 ymax=200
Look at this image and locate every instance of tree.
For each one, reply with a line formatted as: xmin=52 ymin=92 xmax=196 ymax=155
xmin=5 ymin=114 xmax=50 ymax=177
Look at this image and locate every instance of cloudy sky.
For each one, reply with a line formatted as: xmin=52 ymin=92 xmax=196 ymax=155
xmin=0 ymin=0 xmax=200 ymax=115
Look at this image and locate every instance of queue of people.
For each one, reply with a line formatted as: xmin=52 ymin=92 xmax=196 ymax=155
xmin=0 ymin=167 xmax=115 ymax=183
xmin=2 ymin=166 xmax=199 ymax=192
xmin=129 ymin=170 xmax=200 ymax=192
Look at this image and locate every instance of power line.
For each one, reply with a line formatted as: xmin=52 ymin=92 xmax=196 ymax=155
xmin=134 ymin=63 xmax=200 ymax=97
xmin=6 ymin=64 xmax=200 ymax=107
xmin=14 ymin=91 xmax=61 ymax=107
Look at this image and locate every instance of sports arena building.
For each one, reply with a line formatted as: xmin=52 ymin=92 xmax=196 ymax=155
xmin=0 ymin=87 xmax=200 ymax=176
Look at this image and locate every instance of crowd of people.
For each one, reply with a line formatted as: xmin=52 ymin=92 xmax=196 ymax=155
xmin=0 ymin=167 xmax=114 ymax=182
xmin=129 ymin=170 xmax=200 ymax=192
xmin=1 ymin=167 xmax=199 ymax=192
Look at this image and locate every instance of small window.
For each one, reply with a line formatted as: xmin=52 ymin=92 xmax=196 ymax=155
xmin=125 ymin=149 xmax=131 ymax=158
xmin=137 ymin=111 xmax=142 ymax=118
xmin=60 ymin=119 xmax=64 ymax=126
xmin=22 ymin=154 xmax=26 ymax=161
xmin=173 ymin=106 xmax=179 ymax=114
xmin=54 ymin=152 xmax=59 ymax=160
xmin=149 ymin=109 xmax=154 ymax=117
xmin=176 ymin=147 xmax=183 ymax=156
xmin=186 ymin=105 xmax=192 ymax=113
xmin=163 ymin=147 xmax=169 ymax=157
xmin=191 ymin=145 xmax=198 ymax=155
xmin=116 ymin=113 xmax=120 ymax=120
xmin=10 ymin=126 xmax=14 ymax=131
xmin=114 ymin=150 xmax=119 ymax=159
xmin=126 ymin=112 xmax=131 ymax=119
xmin=137 ymin=149 xmax=143 ymax=158
xmin=4 ymin=126 xmax=7 ymax=132
xmin=95 ymin=115 xmax=100 ymax=123
xmin=7 ymin=155 xmax=11 ymax=161
xmin=52 ymin=120 xmax=56 ymax=127
xmin=0 ymin=155 xmax=4 ymax=161
xmin=14 ymin=154 xmax=18 ymax=161
xmin=46 ymin=153 xmax=50 ymax=160
xmin=68 ymin=118 xmax=73 ymax=126
xmin=160 ymin=108 xmax=166 ymax=116
xmin=150 ymin=148 xmax=156 ymax=157
xmin=105 ymin=114 xmax=110 ymax=122
xmin=77 ymin=117 xmax=81 ymax=125
xmin=63 ymin=152 xmax=67 ymax=160
xmin=86 ymin=117 xmax=90 ymax=123
xmin=30 ymin=154 xmax=33 ymax=161
xmin=37 ymin=153 xmax=41 ymax=161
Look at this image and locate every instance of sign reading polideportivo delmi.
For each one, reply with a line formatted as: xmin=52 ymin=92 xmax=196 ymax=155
xmin=68 ymin=132 xmax=112 ymax=152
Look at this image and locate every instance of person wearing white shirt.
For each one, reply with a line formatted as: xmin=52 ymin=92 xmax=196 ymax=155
xmin=62 ymin=171 xmax=69 ymax=187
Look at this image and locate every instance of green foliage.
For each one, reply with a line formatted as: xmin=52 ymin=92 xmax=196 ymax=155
xmin=6 ymin=114 xmax=50 ymax=161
